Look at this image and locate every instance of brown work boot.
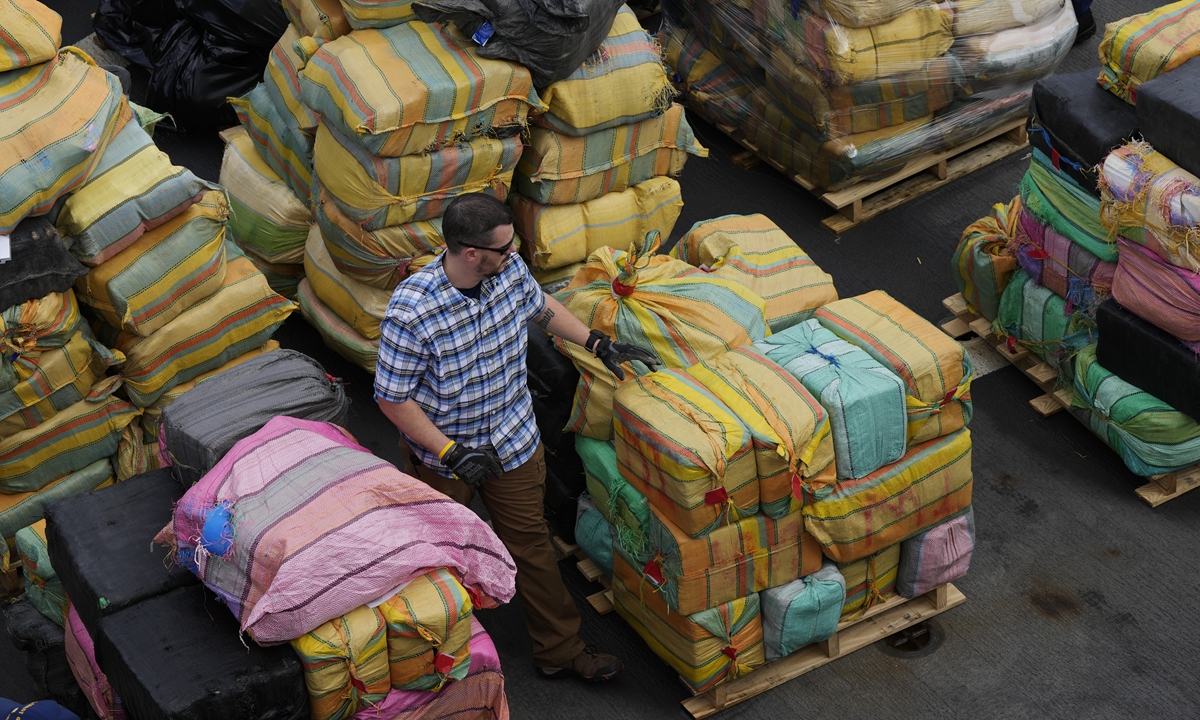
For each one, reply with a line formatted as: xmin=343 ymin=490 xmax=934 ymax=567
xmin=537 ymin=645 xmax=623 ymax=682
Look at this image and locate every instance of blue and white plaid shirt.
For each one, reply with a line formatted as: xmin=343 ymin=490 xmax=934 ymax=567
xmin=375 ymin=253 xmax=548 ymax=476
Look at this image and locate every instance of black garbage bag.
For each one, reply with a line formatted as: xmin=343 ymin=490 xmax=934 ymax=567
xmin=526 ymin=322 xmax=584 ymax=541
xmin=178 ymin=0 xmax=288 ymax=51
xmin=93 ymin=0 xmax=182 ymax=69
xmin=413 ymin=0 xmax=626 ymax=88
xmin=3 ymin=599 xmax=90 ymax=717
xmin=0 ymin=216 xmax=86 ymax=313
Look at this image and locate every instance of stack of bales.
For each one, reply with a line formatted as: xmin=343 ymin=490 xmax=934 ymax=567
xmin=510 ymin=4 xmax=708 ymax=278
xmin=562 ymin=217 xmax=975 ymax=686
xmin=663 ymin=0 xmax=1079 ymax=191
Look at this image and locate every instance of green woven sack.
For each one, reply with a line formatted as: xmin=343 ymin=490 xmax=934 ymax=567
xmin=575 ymin=434 xmax=650 ymax=559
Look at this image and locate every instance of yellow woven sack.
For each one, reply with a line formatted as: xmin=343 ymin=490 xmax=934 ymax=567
xmin=283 ymin=0 xmax=349 ymax=39
xmin=297 ymin=279 xmax=380 ymax=373
xmin=304 ymin=226 xmax=390 ymax=341
xmin=0 ymin=331 xmax=108 ymax=440
xmin=837 ymin=544 xmax=900 ymax=619
xmin=291 ymin=605 xmax=391 ymax=720
xmin=220 ymin=130 xmax=311 ymax=264
xmin=0 ymin=0 xmax=61 ymax=71
xmin=379 ymin=568 xmax=474 ymax=691
xmin=1098 ymin=0 xmax=1200 ymax=103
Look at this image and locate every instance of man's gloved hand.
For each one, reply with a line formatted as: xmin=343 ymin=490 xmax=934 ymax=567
xmin=440 ymin=442 xmax=503 ymax=488
xmin=584 ymin=329 xmax=662 ymax=381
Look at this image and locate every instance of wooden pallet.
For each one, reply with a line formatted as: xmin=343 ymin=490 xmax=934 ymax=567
xmin=682 ymin=583 xmax=966 ymax=718
xmin=717 ymin=119 xmax=1029 ymax=234
xmin=941 ymin=292 xmax=1200 ymax=507
xmin=552 ymin=536 xmax=613 ymax=615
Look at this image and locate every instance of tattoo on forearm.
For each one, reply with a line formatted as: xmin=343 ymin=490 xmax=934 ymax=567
xmin=537 ymin=307 xmax=555 ymax=330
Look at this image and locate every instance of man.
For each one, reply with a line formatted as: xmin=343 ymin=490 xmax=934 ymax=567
xmin=374 ymin=193 xmax=660 ymax=682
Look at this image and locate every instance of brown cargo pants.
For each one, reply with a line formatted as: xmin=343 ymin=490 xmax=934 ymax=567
xmin=405 ymin=442 xmax=586 ymax=667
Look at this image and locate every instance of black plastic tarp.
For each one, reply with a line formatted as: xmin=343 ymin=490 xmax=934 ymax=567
xmin=0 ymin=216 xmax=86 ymax=313
xmin=1137 ymin=56 xmax=1200 ymax=179
xmin=1095 ymin=299 xmax=1200 ymax=422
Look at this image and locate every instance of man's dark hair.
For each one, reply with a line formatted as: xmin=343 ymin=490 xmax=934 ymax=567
xmin=441 ymin=193 xmax=515 ymax=254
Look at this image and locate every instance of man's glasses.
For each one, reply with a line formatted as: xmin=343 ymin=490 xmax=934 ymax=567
xmin=460 ymin=236 xmax=515 ymax=254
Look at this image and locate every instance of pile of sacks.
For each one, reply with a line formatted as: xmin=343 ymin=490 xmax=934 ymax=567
xmin=662 ymin=0 xmax=1078 ymax=191
xmin=952 ymin=0 xmax=1200 ymax=478
xmin=558 ymin=216 xmax=975 ymax=690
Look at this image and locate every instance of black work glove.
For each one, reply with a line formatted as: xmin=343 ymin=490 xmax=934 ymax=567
xmin=441 ymin=442 xmax=503 ymax=488
xmin=585 ymin=329 xmax=662 ymax=381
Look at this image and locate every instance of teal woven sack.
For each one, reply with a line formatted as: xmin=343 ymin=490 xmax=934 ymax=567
xmin=576 ymin=434 xmax=650 ymax=559
xmin=15 ymin=523 xmax=67 ymax=627
xmin=993 ymin=270 xmax=1097 ymax=382
xmin=759 ymin=561 xmax=845 ymax=660
xmin=575 ymin=496 xmax=615 ymax=579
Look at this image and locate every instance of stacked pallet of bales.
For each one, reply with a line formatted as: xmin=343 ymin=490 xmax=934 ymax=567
xmin=662 ymin=0 xmax=1078 ymax=191
xmin=561 ymin=216 xmax=975 ymax=690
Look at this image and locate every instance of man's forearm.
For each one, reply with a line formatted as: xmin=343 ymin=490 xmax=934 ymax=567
xmin=377 ymin=397 xmax=453 ymax=457
xmin=535 ymin=293 xmax=592 ymax=348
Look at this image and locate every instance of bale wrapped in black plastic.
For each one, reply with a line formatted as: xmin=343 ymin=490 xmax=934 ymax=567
xmin=2 ymin=598 xmax=90 ymax=717
xmin=413 ymin=0 xmax=626 ymax=88
xmin=93 ymin=0 xmax=182 ymax=69
xmin=160 ymin=349 xmax=350 ymax=488
xmin=527 ymin=321 xmax=585 ymax=541
xmin=1137 ymin=56 xmax=1200 ymax=179
xmin=44 ymin=468 xmax=197 ymax=639
xmin=1095 ymin=299 xmax=1200 ymax=422
xmin=95 ymin=585 xmax=308 ymax=720
xmin=0 ymin=216 xmax=87 ymax=313
xmin=1029 ymin=68 xmax=1139 ymax=195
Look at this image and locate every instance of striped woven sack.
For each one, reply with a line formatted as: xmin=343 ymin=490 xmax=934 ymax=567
xmin=291 ymin=605 xmax=391 ymax=720
xmin=1020 ymin=148 xmax=1116 ymax=262
xmin=759 ymin=561 xmax=845 ymax=660
xmin=993 ymin=269 xmax=1097 ymax=381
xmin=672 ymin=213 xmax=839 ymax=332
xmin=553 ymin=231 xmax=768 ymax=440
xmin=804 ymin=429 xmax=973 ymax=563
xmin=951 ymin=195 xmax=1021 ymax=322
xmin=763 ymin=47 xmax=957 ymax=141
xmin=162 ymin=416 xmax=515 ymax=645
xmin=0 ymin=459 xmax=112 ymax=540
xmin=220 ymin=130 xmax=311 ymax=264
xmin=15 ymin=520 xmax=67 ymax=626
xmin=1070 ymin=344 xmax=1200 ymax=476
xmin=612 ymin=548 xmax=764 ymax=693
xmin=0 ymin=0 xmax=61 ymax=71
xmin=613 ymin=369 xmax=759 ymax=538
xmin=895 ymin=506 xmax=974 ymax=598
xmin=514 ymin=177 xmax=685 ymax=271
xmin=951 ymin=1 xmax=1076 ymax=91
xmin=1099 ymin=143 xmax=1200 ymax=273
xmin=297 ymin=279 xmax=379 ymax=372
xmin=57 ymin=120 xmax=213 ymax=267
xmin=379 ymin=568 xmax=474 ymax=691
xmin=0 ymin=328 xmax=112 ymax=440
xmin=0 ymin=387 xmax=138 ymax=494
xmin=576 ymin=496 xmax=616 ymax=579
xmin=237 ymin=245 xmax=304 ymax=300
xmin=515 ymin=104 xmax=708 ymax=206
xmin=765 ymin=1 xmax=954 ymax=86
xmin=953 ymin=0 xmax=1064 ymax=35
xmin=577 ymin=435 xmax=651 ymax=558
xmin=532 ymin=6 xmax=674 ymax=136
xmin=75 ymin=191 xmax=229 ymax=338
xmin=664 ymin=27 xmax=754 ymax=130
xmin=105 ymin=253 xmax=295 ymax=407
xmin=1014 ymin=207 xmax=1115 ymax=314
xmin=299 ymin=21 xmax=542 ymax=157
xmin=802 ymin=0 xmax=924 ymax=27
xmin=1098 ymin=0 xmax=1200 ymax=103
xmin=686 ymin=347 xmax=836 ymax=518
xmin=816 ymin=291 xmax=974 ymax=447
xmin=63 ymin=605 xmax=126 ymax=720
xmin=754 ymin=319 xmax=908 ymax=481
xmin=1112 ymin=239 xmax=1200 ymax=344
xmin=0 ymin=48 xmax=130 ymax=234
xmin=113 ymin=421 xmax=161 ymax=482
xmin=1 ymin=291 xmax=83 ymax=366
xmin=265 ymin=27 xmax=322 ymax=174
xmin=315 ymin=184 xmax=442 ymax=290
xmin=339 ymin=0 xmax=417 ymax=29
xmin=304 ymin=225 xmax=390 ymax=341
xmin=641 ymin=505 xmax=823 ymax=615
xmin=283 ymin=0 xmax=348 ymax=39
xmin=836 ymin=543 xmax=899 ymax=619
xmin=231 ymin=83 xmax=314 ymax=205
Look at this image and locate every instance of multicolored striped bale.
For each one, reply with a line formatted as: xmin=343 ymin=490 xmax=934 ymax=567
xmin=63 ymin=605 xmax=125 ymax=720
xmin=105 ymin=253 xmax=295 ymax=407
xmin=282 ymin=0 xmax=348 ymax=39
xmin=315 ymin=184 xmax=442 ymax=290
xmin=0 ymin=389 xmax=137 ymax=494
xmin=759 ymin=561 xmax=845 ymax=660
xmin=297 ymin=279 xmax=379 ymax=372
xmin=663 ymin=27 xmax=754 ymax=130
xmin=1071 ymin=344 xmax=1200 ymax=476
xmin=577 ymin=434 xmax=650 ymax=558
xmin=231 ymin=83 xmax=314 ymax=205
xmin=1021 ymin=148 xmax=1116 ymax=263
xmin=162 ymin=416 xmax=516 ymax=644
xmin=304 ymin=225 xmax=390 ymax=341
xmin=75 ymin=191 xmax=229 ymax=338
xmin=953 ymin=0 xmax=1064 ymax=35
xmin=0 ymin=48 xmax=130 ymax=234
xmin=0 ymin=0 xmax=61 ymax=71
xmin=896 ymin=506 xmax=974 ymax=598
xmin=612 ymin=549 xmax=765 ymax=693
xmin=220 ymin=130 xmax=311 ymax=264
xmin=236 ymin=244 xmax=305 ymax=300
xmin=1098 ymin=0 xmax=1200 ymax=103
xmin=755 ymin=320 xmax=908 ymax=481
xmin=513 ymin=177 xmax=685 ymax=271
xmin=951 ymin=195 xmax=1021 ymax=322
xmin=339 ymin=0 xmax=417 ymax=29
xmin=533 ymin=6 xmax=673 ymax=136
xmin=993 ymin=269 xmax=1097 ymax=381
xmin=15 ymin=520 xmax=67 ymax=626
xmin=0 ymin=458 xmax=112 ymax=540
xmin=1112 ymin=239 xmax=1200 ymax=344
xmin=291 ymin=605 xmax=391 ymax=720
xmin=576 ymin=496 xmax=616 ymax=578
xmin=299 ymin=21 xmax=542 ymax=157
xmin=837 ymin=543 xmax=899 ymax=619
xmin=515 ymin=104 xmax=707 ymax=206
xmin=1014 ymin=207 xmax=1115 ymax=313
xmin=804 ymin=429 xmax=974 ymax=563
xmin=553 ymin=232 xmax=768 ymax=440
xmin=817 ymin=291 xmax=974 ymax=447
xmin=673 ymin=214 xmax=838 ymax=332
xmin=1 ymin=291 xmax=83 ymax=362
xmin=642 ymin=505 xmax=823 ymax=615
xmin=686 ymin=347 xmax=836 ymax=518
xmin=379 ymin=568 xmax=474 ymax=691
xmin=613 ymin=369 xmax=760 ymax=538
xmin=265 ymin=26 xmax=323 ymax=176
xmin=0 ymin=329 xmax=110 ymax=440
xmin=315 ymin=123 xmax=521 ymax=229
xmin=114 ymin=420 xmax=160 ymax=482
xmin=1099 ymin=143 xmax=1200 ymax=273
xmin=57 ymin=120 xmax=211 ymax=267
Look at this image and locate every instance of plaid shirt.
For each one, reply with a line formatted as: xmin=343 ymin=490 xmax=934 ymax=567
xmin=375 ymin=253 xmax=547 ymax=476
